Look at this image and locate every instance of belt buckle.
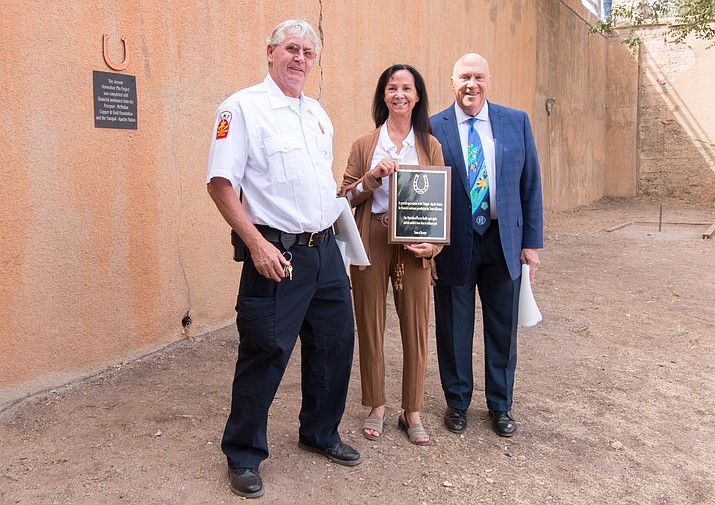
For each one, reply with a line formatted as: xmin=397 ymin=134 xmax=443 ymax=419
xmin=308 ymin=231 xmax=318 ymax=247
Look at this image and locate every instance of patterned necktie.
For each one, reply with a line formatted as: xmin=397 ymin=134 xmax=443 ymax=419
xmin=468 ymin=117 xmax=490 ymax=234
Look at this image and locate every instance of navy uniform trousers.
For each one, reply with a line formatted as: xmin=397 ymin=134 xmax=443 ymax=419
xmin=221 ymin=232 xmax=354 ymax=470
xmin=433 ymin=222 xmax=521 ymax=413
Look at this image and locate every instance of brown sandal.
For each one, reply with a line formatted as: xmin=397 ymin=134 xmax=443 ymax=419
xmin=398 ymin=414 xmax=431 ymax=446
xmin=362 ymin=415 xmax=384 ymax=441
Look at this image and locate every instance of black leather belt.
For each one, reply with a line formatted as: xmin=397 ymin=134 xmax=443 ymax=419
xmin=256 ymin=224 xmax=334 ymax=250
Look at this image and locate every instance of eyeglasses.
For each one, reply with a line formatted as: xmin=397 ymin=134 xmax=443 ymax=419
xmin=280 ymin=43 xmax=317 ymax=60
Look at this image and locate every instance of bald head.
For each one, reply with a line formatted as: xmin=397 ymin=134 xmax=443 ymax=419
xmin=453 ymin=53 xmax=490 ymax=77
xmin=451 ymin=53 xmax=492 ymax=116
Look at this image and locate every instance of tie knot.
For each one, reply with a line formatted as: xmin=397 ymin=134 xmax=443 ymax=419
xmin=468 ymin=117 xmax=477 ymax=127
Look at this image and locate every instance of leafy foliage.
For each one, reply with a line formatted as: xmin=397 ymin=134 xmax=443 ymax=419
xmin=590 ymin=0 xmax=715 ymax=50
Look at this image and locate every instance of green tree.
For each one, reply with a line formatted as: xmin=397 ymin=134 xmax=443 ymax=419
xmin=591 ymin=0 xmax=715 ymax=50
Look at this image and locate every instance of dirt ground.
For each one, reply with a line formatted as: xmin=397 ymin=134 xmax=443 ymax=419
xmin=1 ymin=197 xmax=714 ymax=505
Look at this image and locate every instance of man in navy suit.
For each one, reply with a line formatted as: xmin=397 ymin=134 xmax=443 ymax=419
xmin=430 ymin=53 xmax=543 ymax=437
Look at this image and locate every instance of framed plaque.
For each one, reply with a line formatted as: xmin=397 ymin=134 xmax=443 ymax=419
xmin=388 ymin=165 xmax=451 ymax=244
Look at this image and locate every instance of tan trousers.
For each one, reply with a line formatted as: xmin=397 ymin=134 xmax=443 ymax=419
xmin=351 ymin=216 xmax=431 ymax=411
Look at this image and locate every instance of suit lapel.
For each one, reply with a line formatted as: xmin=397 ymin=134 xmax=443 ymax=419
xmin=489 ymin=101 xmax=504 ymax=183
xmin=440 ymin=106 xmax=469 ymax=194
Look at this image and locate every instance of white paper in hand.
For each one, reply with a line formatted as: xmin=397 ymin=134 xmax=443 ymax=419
xmin=518 ymin=263 xmax=542 ymax=327
xmin=334 ymin=197 xmax=370 ymax=274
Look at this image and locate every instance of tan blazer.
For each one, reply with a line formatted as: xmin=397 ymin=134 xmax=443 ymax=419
xmin=338 ymin=128 xmax=445 ymax=267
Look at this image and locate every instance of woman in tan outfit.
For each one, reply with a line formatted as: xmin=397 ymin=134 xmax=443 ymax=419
xmin=338 ymin=64 xmax=444 ymax=445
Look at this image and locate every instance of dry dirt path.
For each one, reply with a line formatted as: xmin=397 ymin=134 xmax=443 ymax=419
xmin=1 ymin=197 xmax=714 ymax=504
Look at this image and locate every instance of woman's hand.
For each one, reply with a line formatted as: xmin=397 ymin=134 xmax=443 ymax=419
xmin=430 ymin=259 xmax=438 ymax=286
xmin=404 ymin=242 xmax=435 ymax=259
xmin=370 ymin=159 xmax=399 ymax=179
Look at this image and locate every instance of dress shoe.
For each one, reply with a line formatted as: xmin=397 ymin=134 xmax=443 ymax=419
xmin=298 ymin=439 xmax=362 ymax=466
xmin=444 ymin=407 xmax=467 ymax=433
xmin=489 ymin=410 xmax=516 ymax=437
xmin=228 ymin=467 xmax=264 ymax=498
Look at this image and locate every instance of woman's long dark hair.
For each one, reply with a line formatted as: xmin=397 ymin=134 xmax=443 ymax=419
xmin=372 ymin=64 xmax=432 ymax=154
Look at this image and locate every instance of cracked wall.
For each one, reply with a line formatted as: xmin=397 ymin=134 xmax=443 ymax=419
xmin=0 ymin=0 xmax=636 ymax=407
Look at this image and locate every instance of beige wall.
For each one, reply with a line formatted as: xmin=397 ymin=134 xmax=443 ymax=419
xmin=0 ymin=0 xmax=637 ymax=408
xmin=532 ymin=0 xmax=639 ymax=210
xmin=636 ymin=28 xmax=715 ymax=202
xmin=606 ymin=38 xmax=640 ymax=198
xmin=321 ymin=1 xmax=542 ymax=184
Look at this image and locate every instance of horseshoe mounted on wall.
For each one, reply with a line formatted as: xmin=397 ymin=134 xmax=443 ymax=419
xmin=103 ymin=33 xmax=129 ymax=71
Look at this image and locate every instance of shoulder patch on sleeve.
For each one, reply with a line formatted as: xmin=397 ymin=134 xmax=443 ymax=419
xmin=215 ymin=111 xmax=232 ymax=140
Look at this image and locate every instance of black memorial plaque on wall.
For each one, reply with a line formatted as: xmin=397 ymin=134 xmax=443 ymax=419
xmin=93 ymin=71 xmax=137 ymax=129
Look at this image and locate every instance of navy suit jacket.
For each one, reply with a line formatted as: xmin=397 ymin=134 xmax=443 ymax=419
xmin=431 ymin=101 xmax=543 ymax=284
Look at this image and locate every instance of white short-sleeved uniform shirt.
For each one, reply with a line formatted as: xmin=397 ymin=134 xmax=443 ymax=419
xmin=206 ymin=75 xmax=341 ymax=233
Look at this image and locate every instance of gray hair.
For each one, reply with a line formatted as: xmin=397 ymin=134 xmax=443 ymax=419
xmin=266 ymin=19 xmax=321 ymax=55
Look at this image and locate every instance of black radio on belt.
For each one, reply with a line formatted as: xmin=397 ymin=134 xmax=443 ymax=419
xmin=230 ymin=230 xmax=248 ymax=262
xmin=230 ymin=188 xmax=249 ymax=262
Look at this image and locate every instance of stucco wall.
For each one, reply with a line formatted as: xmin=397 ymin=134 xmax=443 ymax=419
xmin=536 ymin=0 xmax=609 ymax=210
xmin=0 ymin=0 xmax=637 ymax=408
xmin=606 ymin=38 xmax=640 ymax=197
xmin=532 ymin=0 xmax=639 ymax=210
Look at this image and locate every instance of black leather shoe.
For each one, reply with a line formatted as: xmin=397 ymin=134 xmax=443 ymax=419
xmin=228 ymin=467 xmax=264 ymax=498
xmin=444 ymin=407 xmax=467 ymax=433
xmin=298 ymin=440 xmax=362 ymax=466
xmin=489 ymin=410 xmax=516 ymax=437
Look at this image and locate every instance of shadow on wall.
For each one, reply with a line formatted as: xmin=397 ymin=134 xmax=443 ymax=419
xmin=644 ymin=46 xmax=715 ymax=169
xmin=637 ymin=42 xmax=715 ymax=203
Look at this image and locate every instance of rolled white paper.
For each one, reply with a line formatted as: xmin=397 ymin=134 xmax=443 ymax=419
xmin=518 ymin=263 xmax=542 ymax=327
xmin=334 ymin=197 xmax=370 ymax=275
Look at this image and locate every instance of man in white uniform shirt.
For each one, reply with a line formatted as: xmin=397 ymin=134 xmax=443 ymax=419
xmin=206 ymin=20 xmax=360 ymax=499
